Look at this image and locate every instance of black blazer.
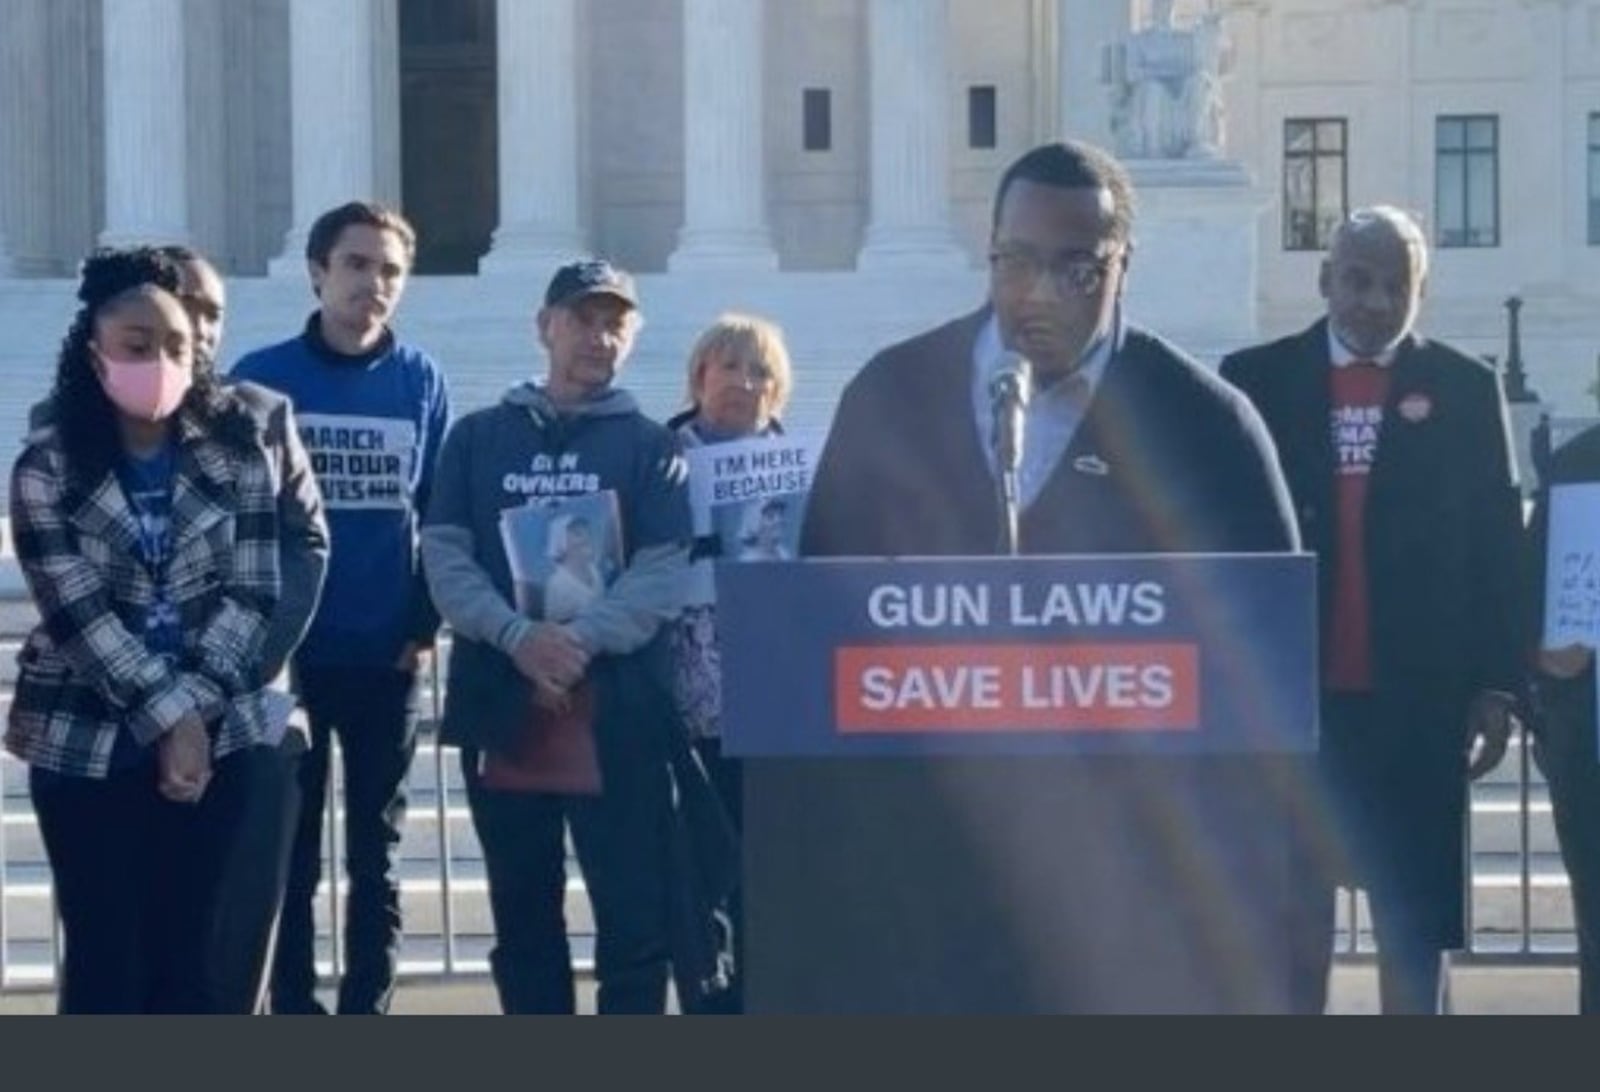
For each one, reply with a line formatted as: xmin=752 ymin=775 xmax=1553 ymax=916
xmin=802 ymin=307 xmax=1299 ymax=559
xmin=1220 ymin=318 xmax=1526 ymax=722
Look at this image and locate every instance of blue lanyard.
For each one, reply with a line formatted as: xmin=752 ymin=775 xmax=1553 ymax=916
xmin=119 ymin=445 xmax=177 ymax=581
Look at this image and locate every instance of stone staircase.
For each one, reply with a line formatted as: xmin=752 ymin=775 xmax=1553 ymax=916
xmin=0 ymin=270 xmax=1001 ymax=513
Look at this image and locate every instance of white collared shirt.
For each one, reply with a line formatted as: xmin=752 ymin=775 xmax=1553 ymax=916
xmin=971 ymin=311 xmax=1121 ymax=509
xmin=1328 ymin=325 xmax=1398 ymax=369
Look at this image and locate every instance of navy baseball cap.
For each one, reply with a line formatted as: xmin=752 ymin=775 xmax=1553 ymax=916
xmin=544 ymin=258 xmax=638 ymax=310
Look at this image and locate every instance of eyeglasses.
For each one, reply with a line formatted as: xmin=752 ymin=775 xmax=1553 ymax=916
xmin=988 ymin=247 xmax=1122 ymax=296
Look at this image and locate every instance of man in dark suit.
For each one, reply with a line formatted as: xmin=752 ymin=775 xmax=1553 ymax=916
xmin=1220 ymin=206 xmax=1525 ymax=1014
xmin=165 ymin=246 xmax=330 ymax=1013
xmin=803 ymin=140 xmax=1296 ymax=558
xmin=793 ymin=141 xmax=1303 ymax=1012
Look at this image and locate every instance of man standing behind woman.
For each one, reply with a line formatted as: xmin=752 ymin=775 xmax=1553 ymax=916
xmin=161 ymin=245 xmax=331 ymax=1014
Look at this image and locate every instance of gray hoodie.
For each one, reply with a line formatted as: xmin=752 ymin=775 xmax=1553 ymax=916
xmin=421 ymin=381 xmax=690 ymax=663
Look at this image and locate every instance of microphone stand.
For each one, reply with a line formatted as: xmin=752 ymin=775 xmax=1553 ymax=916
xmin=991 ymin=353 xmax=1031 ymax=557
xmin=997 ymin=462 xmax=1021 ymax=556
xmin=994 ymin=396 xmax=1023 ymax=556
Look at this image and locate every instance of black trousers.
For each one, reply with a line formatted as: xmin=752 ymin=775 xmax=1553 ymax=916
xmin=205 ymin=737 xmax=303 ymax=1014
xmin=1288 ymin=694 xmax=1456 ymax=1015
xmin=31 ymin=749 xmax=252 ymax=1014
xmin=461 ymin=745 xmax=671 ymax=1015
xmin=689 ymin=736 xmax=742 ymax=1013
xmin=1534 ymin=697 xmax=1600 ymax=1014
xmin=272 ymin=665 xmax=418 ymax=1014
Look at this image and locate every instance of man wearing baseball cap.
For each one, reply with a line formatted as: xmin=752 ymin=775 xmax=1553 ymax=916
xmin=421 ymin=258 xmax=690 ymax=1013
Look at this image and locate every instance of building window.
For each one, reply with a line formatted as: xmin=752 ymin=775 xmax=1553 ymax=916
xmin=968 ymin=86 xmax=997 ymax=150
xmin=803 ymin=88 xmax=832 ymax=152
xmin=1589 ymin=113 xmax=1600 ymax=245
xmin=1282 ymin=118 xmax=1347 ymax=251
xmin=1435 ymin=115 xmax=1499 ymax=248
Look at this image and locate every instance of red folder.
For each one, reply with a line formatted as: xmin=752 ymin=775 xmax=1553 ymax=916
xmin=480 ymin=678 xmax=602 ymax=795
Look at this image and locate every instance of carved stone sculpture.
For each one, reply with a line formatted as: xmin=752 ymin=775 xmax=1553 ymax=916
xmin=1105 ymin=0 xmax=1231 ymax=160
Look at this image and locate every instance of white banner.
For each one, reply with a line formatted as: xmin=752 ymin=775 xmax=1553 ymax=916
xmin=685 ymin=433 xmax=822 ymax=605
xmin=296 ymin=412 xmax=418 ymax=511
xmin=1542 ymin=482 xmax=1600 ymax=649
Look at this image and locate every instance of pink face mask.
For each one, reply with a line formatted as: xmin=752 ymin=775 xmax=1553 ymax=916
xmin=95 ymin=353 xmax=192 ymax=422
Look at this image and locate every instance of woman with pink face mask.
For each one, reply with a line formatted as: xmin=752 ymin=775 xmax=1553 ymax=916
xmin=6 ymin=247 xmax=290 ymax=1012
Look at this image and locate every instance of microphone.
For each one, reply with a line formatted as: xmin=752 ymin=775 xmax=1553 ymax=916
xmin=989 ymin=352 xmax=1033 ymax=476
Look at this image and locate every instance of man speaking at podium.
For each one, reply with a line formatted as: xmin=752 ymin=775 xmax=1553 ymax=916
xmin=783 ymin=141 xmax=1303 ymax=1013
xmin=803 ymin=140 xmax=1295 ymax=571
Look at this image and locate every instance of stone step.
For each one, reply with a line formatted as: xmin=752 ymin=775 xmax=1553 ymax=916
xmin=3 ymin=779 xmax=1569 ymax=867
xmin=1473 ymin=736 xmax=1548 ymax=789
xmin=0 ymin=754 xmax=1573 ymax=839
xmin=0 ymin=743 xmax=469 ymax=799
xmin=0 ymin=266 xmax=919 ymax=512
xmin=0 ymin=934 xmax=597 ymax=990
xmin=0 ymin=603 xmax=35 ymax=638
xmin=0 ymin=858 xmax=594 ymax=943
xmin=1 ymin=795 xmax=492 ymax=867
xmin=0 ymin=724 xmax=466 ymax=797
xmin=0 ymin=638 xmax=452 ymax=694
xmin=1469 ymin=784 xmax=1561 ymax=856
xmin=0 ymin=639 xmax=20 ymax=686
xmin=3 ymin=858 xmax=1573 ymax=963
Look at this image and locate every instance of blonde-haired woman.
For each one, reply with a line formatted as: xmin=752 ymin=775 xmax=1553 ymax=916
xmin=671 ymin=313 xmax=793 ymax=446
xmin=667 ymin=312 xmax=795 ymax=1012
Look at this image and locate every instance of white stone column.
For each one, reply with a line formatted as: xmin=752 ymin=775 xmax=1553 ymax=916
xmin=0 ymin=0 xmax=21 ymax=274
xmin=857 ymin=0 xmax=966 ymax=271
xmin=0 ymin=0 xmax=51 ymax=274
xmin=269 ymin=0 xmax=380 ymax=276
xmin=1559 ymin=0 xmax=1591 ymax=294
xmin=668 ymin=0 xmax=777 ymax=272
xmin=1519 ymin=0 xmax=1568 ymax=294
xmin=1057 ymin=0 xmax=1132 ymax=150
xmin=98 ymin=0 xmax=189 ymax=247
xmin=371 ymin=0 xmax=403 ymax=209
xmin=480 ymin=0 xmax=585 ymax=273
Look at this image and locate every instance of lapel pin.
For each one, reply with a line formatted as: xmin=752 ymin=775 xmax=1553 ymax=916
xmin=1398 ymin=392 xmax=1433 ymax=423
xmin=1074 ymin=454 xmax=1110 ymax=476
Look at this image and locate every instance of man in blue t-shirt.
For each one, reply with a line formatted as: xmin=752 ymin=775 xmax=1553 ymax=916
xmin=232 ymin=202 xmax=450 ymax=1015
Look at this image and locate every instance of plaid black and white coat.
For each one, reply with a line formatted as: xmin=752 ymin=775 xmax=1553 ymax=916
xmin=6 ymin=394 xmax=282 ymax=778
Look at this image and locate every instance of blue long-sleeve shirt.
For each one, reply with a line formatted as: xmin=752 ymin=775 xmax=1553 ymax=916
xmin=232 ymin=315 xmax=450 ymax=668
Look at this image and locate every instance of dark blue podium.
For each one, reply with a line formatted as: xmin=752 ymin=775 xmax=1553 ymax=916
xmin=718 ymin=554 xmax=1318 ymax=1014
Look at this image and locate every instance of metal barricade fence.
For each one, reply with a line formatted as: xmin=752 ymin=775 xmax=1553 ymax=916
xmin=0 ymin=604 xmax=1580 ymax=995
xmin=1332 ymin=724 xmax=1575 ymax=966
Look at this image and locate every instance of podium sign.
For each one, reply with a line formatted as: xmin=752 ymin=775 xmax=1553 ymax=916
xmin=716 ymin=553 xmax=1319 ymax=1014
xmin=718 ymin=554 xmax=1317 ymax=757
